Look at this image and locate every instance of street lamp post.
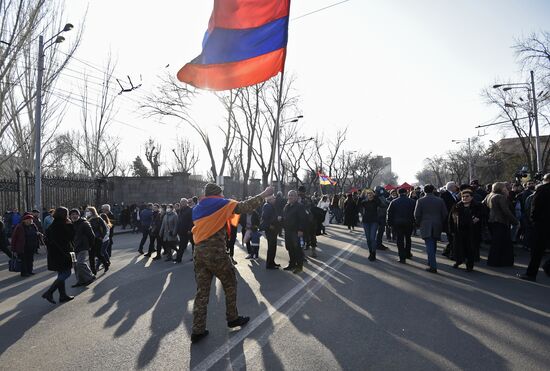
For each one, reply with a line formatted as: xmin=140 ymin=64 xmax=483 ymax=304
xmin=452 ymin=138 xmax=472 ymax=183
xmin=277 ymin=115 xmax=303 ymax=191
xmin=493 ymin=71 xmax=542 ymax=173
xmin=34 ymin=23 xmax=73 ymax=211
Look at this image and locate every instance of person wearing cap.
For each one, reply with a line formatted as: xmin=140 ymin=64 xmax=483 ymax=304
xmin=11 ymin=214 xmax=40 ymax=277
xmin=190 ymin=183 xmax=274 ymax=344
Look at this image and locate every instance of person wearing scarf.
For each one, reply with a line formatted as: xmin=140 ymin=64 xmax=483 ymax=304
xmin=190 ymin=183 xmax=274 ymax=344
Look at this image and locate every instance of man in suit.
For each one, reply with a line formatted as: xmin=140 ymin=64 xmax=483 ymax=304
xmin=518 ymin=174 xmax=550 ymax=282
xmin=414 ymin=184 xmax=448 ymax=273
xmin=387 ymin=188 xmax=416 ymax=263
xmin=440 ymin=181 xmax=459 ymax=258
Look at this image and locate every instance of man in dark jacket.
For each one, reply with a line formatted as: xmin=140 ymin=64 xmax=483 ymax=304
xmin=138 ymin=203 xmax=153 ymax=254
xmin=260 ymin=195 xmax=282 ymax=269
xmin=282 ymin=190 xmax=306 ymax=273
xmin=69 ymin=209 xmax=96 ymax=287
xmin=175 ymin=198 xmax=193 ymax=263
xmin=518 ymin=174 xmax=550 ymax=282
xmin=441 ymin=181 xmax=459 ymax=258
xmin=387 ymin=188 xmax=417 ymax=263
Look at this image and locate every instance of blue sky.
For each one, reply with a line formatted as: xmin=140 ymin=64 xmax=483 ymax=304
xmin=61 ymin=0 xmax=550 ymax=182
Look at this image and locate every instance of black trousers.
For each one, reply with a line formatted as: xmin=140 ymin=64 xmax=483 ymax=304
xmin=90 ymin=239 xmax=108 ymax=273
xmin=285 ymin=231 xmax=302 ymax=268
xmin=526 ymin=224 xmax=550 ymax=277
xmin=226 ymin=227 xmax=237 ymax=258
xmin=139 ymin=227 xmax=150 ymax=250
xmin=176 ymin=234 xmax=190 ymax=262
xmin=487 ymin=222 xmax=514 ymax=267
xmin=265 ymin=229 xmax=278 ymax=267
xmin=393 ymin=224 xmax=413 ymax=260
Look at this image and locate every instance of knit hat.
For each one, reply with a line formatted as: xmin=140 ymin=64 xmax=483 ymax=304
xmin=204 ymin=183 xmax=222 ymax=196
xmin=22 ymin=214 xmax=34 ymax=221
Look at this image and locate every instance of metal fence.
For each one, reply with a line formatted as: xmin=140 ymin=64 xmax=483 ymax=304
xmin=0 ymin=172 xmax=107 ymax=213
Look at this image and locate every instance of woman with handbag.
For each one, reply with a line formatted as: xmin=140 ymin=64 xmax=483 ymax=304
xmin=42 ymin=207 xmax=76 ymax=304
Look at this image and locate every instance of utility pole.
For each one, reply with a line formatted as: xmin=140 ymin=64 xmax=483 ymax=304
xmin=34 ymin=35 xmax=44 ymax=211
xmin=530 ymin=70 xmax=541 ymax=173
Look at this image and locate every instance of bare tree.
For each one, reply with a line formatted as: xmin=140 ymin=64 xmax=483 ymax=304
xmin=141 ymin=72 xmax=239 ymax=181
xmin=144 ymin=138 xmax=161 ymax=177
xmin=325 ymin=128 xmax=347 ymax=178
xmin=61 ymin=56 xmax=120 ymax=178
xmin=0 ymin=0 xmax=83 ymax=173
xmin=513 ymin=32 xmax=550 ymax=76
xmin=171 ymin=137 xmax=199 ymax=174
xmin=258 ymin=74 xmax=299 ymax=187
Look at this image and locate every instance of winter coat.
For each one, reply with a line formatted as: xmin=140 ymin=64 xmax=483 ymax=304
xmin=414 ymin=193 xmax=448 ymax=240
xmin=530 ymin=182 xmax=550 ymax=226
xmin=482 ymin=193 xmax=518 ymax=226
xmin=45 ymin=220 xmax=75 ymax=272
xmin=72 ymin=218 xmax=95 ymax=253
xmin=11 ymin=223 xmax=39 ymax=254
xmin=88 ymin=216 xmax=108 ymax=241
xmin=360 ymin=197 xmax=381 ymax=224
xmin=159 ymin=211 xmax=178 ymax=242
xmin=283 ymin=202 xmax=305 ymax=233
xmin=387 ymin=195 xmax=416 ymax=227
xmin=177 ymin=206 xmax=194 ymax=235
xmin=140 ymin=208 xmax=153 ymax=228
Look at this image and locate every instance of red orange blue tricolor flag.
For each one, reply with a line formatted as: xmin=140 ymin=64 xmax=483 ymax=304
xmin=318 ymin=172 xmax=336 ymax=186
xmin=177 ymin=0 xmax=291 ymax=91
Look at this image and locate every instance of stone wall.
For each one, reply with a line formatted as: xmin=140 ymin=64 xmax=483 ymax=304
xmin=106 ymin=172 xmax=206 ymax=205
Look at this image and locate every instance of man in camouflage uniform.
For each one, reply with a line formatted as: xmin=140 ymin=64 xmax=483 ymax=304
xmin=191 ymin=183 xmax=274 ymax=343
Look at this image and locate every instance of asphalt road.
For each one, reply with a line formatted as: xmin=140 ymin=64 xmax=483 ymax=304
xmin=1 ymin=225 xmax=549 ymax=371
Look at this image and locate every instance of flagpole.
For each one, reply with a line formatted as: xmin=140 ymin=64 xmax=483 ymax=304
xmin=270 ymin=1 xmax=291 ymax=191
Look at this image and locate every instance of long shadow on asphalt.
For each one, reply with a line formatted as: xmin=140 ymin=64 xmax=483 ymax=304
xmin=285 ymin=239 xmax=549 ymax=370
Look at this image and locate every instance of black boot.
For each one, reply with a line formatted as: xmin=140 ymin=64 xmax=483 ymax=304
xmin=228 ymin=316 xmax=250 ymax=328
xmin=58 ymin=280 xmax=74 ymax=303
xmin=41 ymin=280 xmax=59 ymax=304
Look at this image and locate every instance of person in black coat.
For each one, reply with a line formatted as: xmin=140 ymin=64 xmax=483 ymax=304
xmin=42 ymin=207 xmax=76 ymax=304
xmin=282 ymin=190 xmax=306 ymax=273
xmin=343 ymin=194 xmax=357 ymax=231
xmin=260 ymin=195 xmax=282 ymax=269
xmin=175 ymin=198 xmax=193 ymax=263
xmin=441 ymin=181 xmax=459 ymax=258
xmin=518 ymin=174 xmax=550 ymax=281
xmin=387 ymin=188 xmax=416 ymax=263
xmin=448 ymin=189 xmax=484 ymax=272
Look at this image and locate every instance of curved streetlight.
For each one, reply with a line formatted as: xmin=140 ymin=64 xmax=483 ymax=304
xmin=34 ymin=23 xmax=73 ymax=211
xmin=277 ymin=115 xmax=304 ymax=190
xmin=452 ymin=138 xmax=473 ymax=183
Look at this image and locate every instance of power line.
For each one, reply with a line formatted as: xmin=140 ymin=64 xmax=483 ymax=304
xmin=292 ymin=0 xmax=351 ymax=21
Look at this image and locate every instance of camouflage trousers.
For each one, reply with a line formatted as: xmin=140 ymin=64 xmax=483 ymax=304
xmin=192 ymin=242 xmax=238 ymax=334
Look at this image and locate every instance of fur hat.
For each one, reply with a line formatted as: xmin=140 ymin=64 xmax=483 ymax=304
xmin=204 ymin=183 xmax=222 ymax=196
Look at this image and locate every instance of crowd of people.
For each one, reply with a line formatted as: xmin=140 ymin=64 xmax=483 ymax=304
xmin=1 ymin=204 xmax=116 ymax=303
xmin=1 ymin=174 xmax=549 ymax=342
